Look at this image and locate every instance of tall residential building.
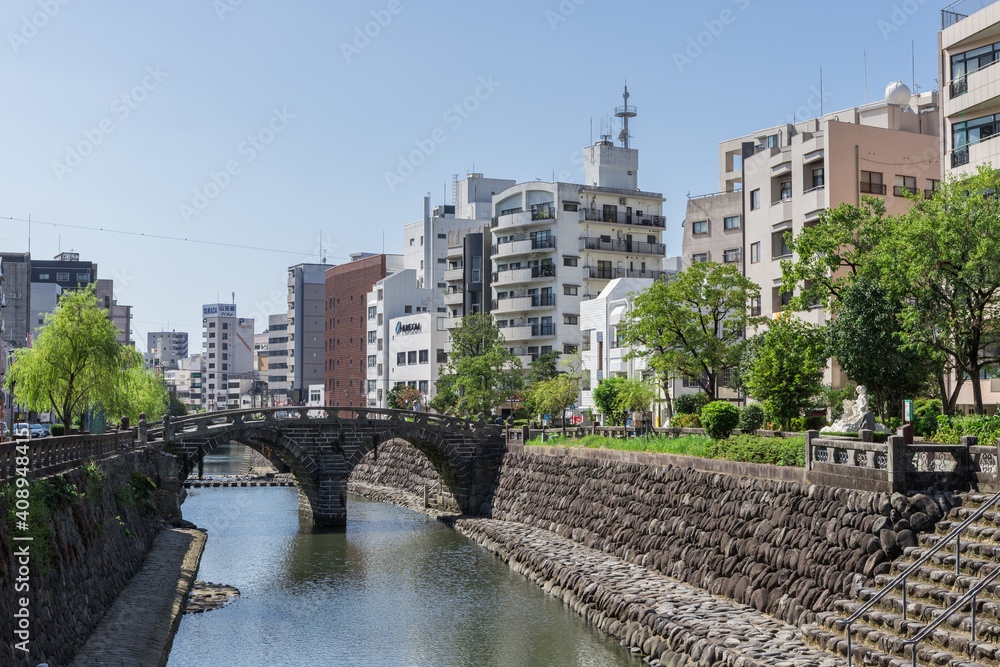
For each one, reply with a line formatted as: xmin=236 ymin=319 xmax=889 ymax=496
xmin=681 ymin=192 xmax=743 ymax=271
xmin=95 ymin=279 xmax=133 ymax=346
xmin=30 ymin=252 xmax=96 ymax=290
xmin=201 ymin=303 xmax=254 ymax=411
xmin=727 ymin=92 xmax=939 ymax=328
xmin=324 ymin=253 xmax=403 ymax=408
xmin=287 ymin=263 xmax=333 ymax=404
xmin=147 ymin=331 xmax=189 ymax=371
xmin=940 ymin=1 xmax=1000 ymax=411
xmin=267 ymin=313 xmax=290 ymax=405
xmin=0 ymin=253 xmax=31 ymax=348
xmin=489 ymin=130 xmax=667 ymax=366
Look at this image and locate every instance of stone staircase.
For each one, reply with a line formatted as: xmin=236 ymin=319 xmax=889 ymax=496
xmin=803 ymin=493 xmax=1000 ymax=666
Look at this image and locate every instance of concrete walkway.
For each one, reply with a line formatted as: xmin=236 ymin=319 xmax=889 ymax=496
xmin=70 ymin=528 xmax=206 ymax=667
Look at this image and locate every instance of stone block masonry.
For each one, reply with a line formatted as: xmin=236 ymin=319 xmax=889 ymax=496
xmin=0 ymin=449 xmax=183 ymax=666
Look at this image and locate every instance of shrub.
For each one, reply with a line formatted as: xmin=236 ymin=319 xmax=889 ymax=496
xmin=674 ymin=393 xmax=709 ymax=415
xmin=700 ymin=401 xmax=740 ymax=440
xmin=739 ymin=404 xmax=765 ymax=434
xmin=671 ymin=413 xmax=701 ymax=429
xmin=49 ymin=424 xmax=65 ymax=436
xmin=711 ymin=434 xmax=806 ymax=467
xmin=932 ymin=414 xmax=1000 ymax=445
xmin=913 ymin=398 xmax=942 ymax=437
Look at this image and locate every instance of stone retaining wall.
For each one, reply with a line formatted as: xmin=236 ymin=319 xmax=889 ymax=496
xmin=348 ymin=439 xmax=460 ymax=512
xmin=0 ymin=448 xmax=181 ymax=666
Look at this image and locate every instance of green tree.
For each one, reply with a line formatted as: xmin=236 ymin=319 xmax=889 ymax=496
xmin=781 ymin=196 xmax=891 ymax=309
xmin=116 ymin=356 xmax=170 ymax=422
xmin=526 ymin=374 xmax=579 ymax=433
xmin=437 ymin=312 xmax=521 ymax=416
xmin=167 ymin=392 xmax=188 ymax=417
xmin=386 ymin=384 xmax=422 ymax=410
xmin=879 ymin=166 xmax=1000 ymax=414
xmin=825 ymin=278 xmax=938 ymax=420
xmin=744 ymin=316 xmax=826 ymax=431
xmin=6 ymin=286 xmax=131 ymax=429
xmin=592 ymin=376 xmax=628 ymax=425
xmin=526 ymin=350 xmax=562 ymax=385
xmin=614 ymin=377 xmax=655 ymax=417
xmin=428 ymin=375 xmax=459 ymax=415
xmin=618 ymin=263 xmax=761 ymax=402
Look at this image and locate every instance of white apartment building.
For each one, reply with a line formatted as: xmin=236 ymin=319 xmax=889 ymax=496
xmin=489 ymin=137 xmax=667 ymax=367
xmin=267 ymin=313 xmax=290 ymax=405
xmin=385 ymin=313 xmax=436 ymax=401
xmin=287 ymin=263 xmax=333 ymax=404
xmin=147 ymin=331 xmax=189 ymax=371
xmin=201 ymin=303 xmax=254 ymax=411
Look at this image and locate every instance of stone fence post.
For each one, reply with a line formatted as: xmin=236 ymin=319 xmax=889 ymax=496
xmin=521 ymin=424 xmax=529 ymax=444
xmin=887 ymin=435 xmax=906 ymax=492
xmin=162 ymin=414 xmax=172 ymax=442
xmin=805 ymin=430 xmax=818 ymax=471
xmin=138 ymin=412 xmax=147 ymax=447
xmin=962 ymin=435 xmax=978 ymax=487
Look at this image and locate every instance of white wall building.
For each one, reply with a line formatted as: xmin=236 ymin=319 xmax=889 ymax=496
xmin=385 ymin=313 xmax=436 ymax=401
xmin=201 ymin=303 xmax=254 ymax=411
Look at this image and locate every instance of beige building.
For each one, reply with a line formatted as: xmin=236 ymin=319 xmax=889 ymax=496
xmin=681 ymin=191 xmax=742 ymax=271
xmin=940 ymin=0 xmax=1000 ymax=412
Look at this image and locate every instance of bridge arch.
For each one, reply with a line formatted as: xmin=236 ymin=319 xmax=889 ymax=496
xmin=157 ymin=407 xmax=505 ymax=527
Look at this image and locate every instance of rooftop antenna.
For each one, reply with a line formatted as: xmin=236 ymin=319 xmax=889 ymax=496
xmin=912 ymin=40 xmax=915 ymax=92
xmin=320 ymin=230 xmax=325 ymax=263
xmin=615 ymin=82 xmax=637 ymax=148
xmin=820 ymin=67 xmax=824 ymax=116
xmin=864 ymin=50 xmax=868 ymax=105
xmin=231 ymin=291 xmax=235 ymax=305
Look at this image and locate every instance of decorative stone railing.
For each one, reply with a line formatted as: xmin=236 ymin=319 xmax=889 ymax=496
xmin=0 ymin=431 xmax=136 ymax=484
xmin=806 ymin=430 xmax=990 ymax=492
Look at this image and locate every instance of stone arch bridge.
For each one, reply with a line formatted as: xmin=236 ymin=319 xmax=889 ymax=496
xmin=149 ymin=407 xmax=506 ymax=527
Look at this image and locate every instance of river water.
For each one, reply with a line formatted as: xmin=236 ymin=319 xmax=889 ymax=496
xmin=166 ymin=446 xmax=636 ymax=667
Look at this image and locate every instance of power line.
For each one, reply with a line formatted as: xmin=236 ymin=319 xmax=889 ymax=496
xmin=0 ymin=215 xmax=349 ymax=260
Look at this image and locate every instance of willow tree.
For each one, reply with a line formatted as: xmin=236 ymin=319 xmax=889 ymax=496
xmin=7 ymin=286 xmax=129 ymax=429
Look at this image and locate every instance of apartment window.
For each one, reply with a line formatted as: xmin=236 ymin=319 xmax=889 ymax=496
xmin=563 ymin=201 xmax=578 ymax=212
xmin=771 ymin=230 xmax=791 ymax=259
xmin=692 ymin=253 xmax=708 ymax=263
xmin=437 ymin=258 xmax=446 ymax=264
xmin=76 ymin=272 xmax=89 ymax=282
xmin=407 ymin=350 xmax=417 ymax=364
xmin=404 ymin=305 xmax=413 ymax=314
xmin=437 ymin=233 xmax=446 ymax=239
xmin=692 ymin=220 xmax=708 ymax=235
xmin=420 ymin=236 xmax=424 ymax=245
xmin=766 ymin=134 xmax=779 ymax=148
xmin=951 ymin=42 xmax=1000 ymax=97
xmin=437 ymin=349 xmax=447 ymax=363
xmin=779 ymin=181 xmax=792 ymax=201
xmin=419 ymin=380 xmax=429 ymax=393
xmin=472 ymin=256 xmax=481 ymax=282
xmin=811 ymin=168 xmax=825 ymax=189
xmin=368 ymin=355 xmax=376 ymax=368
xmin=419 ymin=349 xmax=428 ymax=364
xmin=860 ymin=170 xmax=886 ymax=195
xmin=750 ymin=189 xmax=761 ymax=210
xmin=563 ymin=344 xmax=577 ymax=355
xmin=56 ymin=272 xmax=69 ymax=281
xmin=38 ymin=273 xmax=49 ymax=280
xmin=564 ymin=285 xmax=578 ymax=296
xmin=367 ymin=380 xmax=376 ymax=393
xmin=723 ymin=215 xmax=740 ymax=230
xmin=894 ymin=174 xmax=918 ymax=197
xmin=750 ymin=296 xmax=761 ymax=317
xmin=723 ymin=249 xmax=741 ymax=264
xmin=774 ymin=288 xmax=794 ymax=313
xmin=563 ymin=256 xmax=578 ymax=267
xmin=209 ymin=322 xmax=216 ymax=328
xmin=368 ymin=306 xmax=377 ymax=320
xmin=378 ymin=289 xmax=384 ymax=301
xmin=397 ymin=352 xmax=406 ymax=365
xmin=409 ymin=237 xmax=414 ymax=246
xmin=563 ymin=314 xmax=579 ymax=325
xmin=368 ymin=331 xmax=376 ymax=344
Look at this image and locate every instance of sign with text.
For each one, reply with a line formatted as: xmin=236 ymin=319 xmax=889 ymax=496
xmin=203 ymin=303 xmax=237 ymax=318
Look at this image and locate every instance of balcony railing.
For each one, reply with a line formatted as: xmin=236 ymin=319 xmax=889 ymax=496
xmin=583 ymin=266 xmax=668 ymax=281
xmin=579 ymin=236 xmax=666 ymax=256
xmin=893 ymin=185 xmax=919 ymax=197
xmin=491 ymin=294 xmax=555 ymax=310
xmin=491 ymin=264 xmax=556 ymax=284
xmin=581 ymin=209 xmax=666 ymax=228
xmin=859 ymin=181 xmax=887 ymax=195
xmin=490 ymin=236 xmax=556 ymax=255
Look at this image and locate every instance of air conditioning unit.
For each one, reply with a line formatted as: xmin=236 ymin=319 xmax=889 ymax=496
xmin=619 ymin=197 xmax=627 ymax=205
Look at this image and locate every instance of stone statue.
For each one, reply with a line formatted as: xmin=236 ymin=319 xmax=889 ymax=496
xmin=821 ymin=385 xmax=888 ymax=433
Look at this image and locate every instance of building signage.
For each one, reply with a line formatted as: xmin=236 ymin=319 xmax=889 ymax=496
xmin=395 ymin=321 xmax=421 ymax=334
xmin=203 ymin=303 xmax=237 ymax=318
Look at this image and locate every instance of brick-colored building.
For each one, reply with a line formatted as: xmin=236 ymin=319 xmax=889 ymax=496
xmin=324 ymin=253 xmax=402 ymax=408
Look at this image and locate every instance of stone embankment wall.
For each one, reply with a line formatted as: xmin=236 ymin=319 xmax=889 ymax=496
xmin=486 ymin=449 xmax=952 ymax=627
xmin=348 ymin=439 xmax=460 ymax=512
xmin=0 ymin=448 xmax=184 ymax=666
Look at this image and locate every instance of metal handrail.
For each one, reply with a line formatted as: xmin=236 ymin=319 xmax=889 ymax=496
xmin=904 ymin=564 xmax=1000 ymax=666
xmin=845 ymin=488 xmax=1000 ymax=665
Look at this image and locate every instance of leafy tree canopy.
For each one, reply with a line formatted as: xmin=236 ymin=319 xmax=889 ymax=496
xmin=437 ymin=312 xmax=521 ymax=416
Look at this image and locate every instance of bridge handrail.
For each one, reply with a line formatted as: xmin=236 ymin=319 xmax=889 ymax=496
xmin=0 ymin=431 xmax=136 ymax=484
xmin=148 ymin=406 xmax=496 ymax=440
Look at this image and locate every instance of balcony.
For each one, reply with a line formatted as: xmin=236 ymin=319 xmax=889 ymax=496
xmin=579 ymin=236 xmax=666 ymax=256
xmin=443 ymin=266 xmax=464 ymax=282
xmin=500 ymin=321 xmax=556 ymax=340
xmin=583 ymin=266 xmax=667 ymax=281
xmin=492 ymin=293 xmax=556 ymax=313
xmin=860 ymin=181 xmax=887 ymax=195
xmin=491 ymin=209 xmax=554 ymax=231
xmin=491 ymin=236 xmax=556 ymax=259
xmin=582 ymin=209 xmax=666 ymax=228
xmin=492 ymin=265 xmax=556 ymax=286
xmin=893 ymin=185 xmax=920 ymax=197
xmin=530 ymin=202 xmax=555 ymax=221
xmin=443 ymin=290 xmax=464 ymax=306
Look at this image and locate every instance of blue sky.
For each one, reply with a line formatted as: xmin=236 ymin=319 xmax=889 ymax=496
xmin=0 ymin=0 xmax=943 ymax=351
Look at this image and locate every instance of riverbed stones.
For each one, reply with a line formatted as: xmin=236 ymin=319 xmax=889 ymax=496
xmin=184 ymin=581 xmax=241 ymax=614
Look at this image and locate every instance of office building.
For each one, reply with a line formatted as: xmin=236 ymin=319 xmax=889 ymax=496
xmin=267 ymin=313 xmax=290 ymax=406
xmin=147 ymin=331 xmax=189 ymax=371
xmin=201 ymin=303 xmax=254 ymax=411
xmin=287 ymin=263 xmax=333 ymax=404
